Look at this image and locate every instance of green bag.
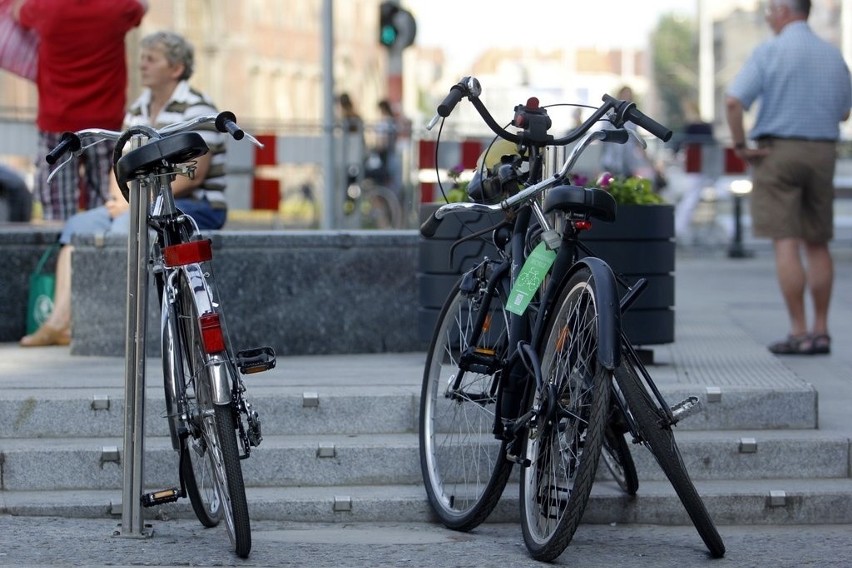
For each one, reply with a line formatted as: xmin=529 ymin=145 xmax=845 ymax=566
xmin=26 ymin=244 xmax=59 ymax=334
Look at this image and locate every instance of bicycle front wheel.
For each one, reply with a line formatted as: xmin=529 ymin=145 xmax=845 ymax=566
xmin=520 ymin=267 xmax=611 ymax=562
xmin=615 ymin=349 xmax=726 ymax=558
xmin=177 ymin=271 xmax=251 ymax=558
xmin=419 ymin=276 xmax=514 ymax=531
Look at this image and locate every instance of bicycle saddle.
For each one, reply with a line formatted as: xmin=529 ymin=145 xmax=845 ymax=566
xmin=542 ymin=184 xmax=617 ymax=222
xmin=116 ymin=132 xmax=209 ymax=190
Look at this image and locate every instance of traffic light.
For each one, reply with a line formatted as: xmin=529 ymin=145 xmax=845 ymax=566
xmin=378 ymin=1 xmax=416 ymax=50
xmin=379 ymin=2 xmax=399 ymax=47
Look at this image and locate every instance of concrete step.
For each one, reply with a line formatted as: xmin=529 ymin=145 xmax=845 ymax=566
xmin=0 ymin=388 xmax=420 ymax=438
xmin=5 ymin=478 xmax=852 ymax=526
xmin=0 ymin=378 xmax=816 ymax=440
xmin=1 ymin=429 xmax=848 ymax=491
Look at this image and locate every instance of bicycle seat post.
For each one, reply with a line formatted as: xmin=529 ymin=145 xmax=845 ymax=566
xmin=118 ymin=133 xmax=153 ymax=539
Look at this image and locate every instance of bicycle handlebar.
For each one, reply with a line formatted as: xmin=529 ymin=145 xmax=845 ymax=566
xmin=426 ymin=76 xmax=672 ymax=147
xmin=419 ymin=77 xmax=673 ymax=237
xmin=45 ymin=111 xmax=262 ymax=182
xmin=45 ymin=132 xmax=82 ymax=165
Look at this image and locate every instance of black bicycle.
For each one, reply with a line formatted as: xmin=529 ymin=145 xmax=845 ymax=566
xmin=418 ymin=77 xmax=725 ymax=561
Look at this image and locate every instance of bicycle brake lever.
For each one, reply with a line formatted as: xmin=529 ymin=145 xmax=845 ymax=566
xmin=46 ymin=154 xmax=76 ymax=184
xmin=242 ymin=132 xmax=265 ymax=148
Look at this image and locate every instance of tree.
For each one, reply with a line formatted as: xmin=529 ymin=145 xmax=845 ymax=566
xmin=651 ymin=14 xmax=699 ymax=133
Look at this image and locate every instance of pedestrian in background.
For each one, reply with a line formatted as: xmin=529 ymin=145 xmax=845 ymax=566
xmin=12 ymin=0 xmax=147 ymax=221
xmin=0 ymin=162 xmax=32 ymax=222
xmin=725 ymin=0 xmax=851 ymax=355
xmin=367 ymin=98 xmax=400 ymax=191
xmin=20 ymin=30 xmax=226 ymax=347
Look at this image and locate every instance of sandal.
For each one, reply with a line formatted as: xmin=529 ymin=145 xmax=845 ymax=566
xmin=809 ymin=333 xmax=831 ymax=355
xmin=768 ymin=334 xmax=813 ymax=355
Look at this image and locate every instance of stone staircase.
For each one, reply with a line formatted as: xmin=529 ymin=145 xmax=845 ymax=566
xmin=2 ymin=335 xmax=852 ymax=526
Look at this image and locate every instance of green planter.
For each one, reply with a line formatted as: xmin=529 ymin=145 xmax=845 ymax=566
xmin=581 ymin=203 xmax=675 ymax=345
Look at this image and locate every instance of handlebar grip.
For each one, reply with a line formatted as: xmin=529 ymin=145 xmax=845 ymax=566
xmin=419 ymin=211 xmax=443 ymax=238
xmin=45 ymin=132 xmax=81 ymax=165
xmin=625 ymin=107 xmax=672 ymax=142
xmin=437 ymin=85 xmax=465 ymax=118
xmin=214 ymin=111 xmax=245 ymax=140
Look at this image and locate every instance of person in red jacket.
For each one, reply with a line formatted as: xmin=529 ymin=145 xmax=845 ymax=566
xmin=13 ymin=0 xmax=147 ymax=221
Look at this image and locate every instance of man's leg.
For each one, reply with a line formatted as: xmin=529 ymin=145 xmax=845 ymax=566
xmin=774 ymin=237 xmax=808 ymax=336
xmin=804 ymin=241 xmax=833 ymax=336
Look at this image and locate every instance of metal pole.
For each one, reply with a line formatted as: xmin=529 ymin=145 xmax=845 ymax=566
xmin=118 ymin=135 xmax=151 ymax=538
xmin=727 ymin=193 xmax=751 ymax=259
xmin=698 ymin=0 xmax=715 ymax=123
xmin=321 ymin=0 xmax=336 ymax=229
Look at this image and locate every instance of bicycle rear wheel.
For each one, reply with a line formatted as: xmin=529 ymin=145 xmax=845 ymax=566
xmin=615 ymin=349 xmax=726 ymax=558
xmin=180 ymin=435 xmax=223 ymax=527
xmin=601 ymin=410 xmax=638 ymax=496
xmin=520 ymin=267 xmax=611 ymax=562
xmin=177 ymin=271 xmax=252 ymax=558
xmin=419 ymin=275 xmax=514 ymax=531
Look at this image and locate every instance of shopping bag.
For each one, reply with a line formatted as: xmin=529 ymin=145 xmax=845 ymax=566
xmin=0 ymin=0 xmax=38 ymax=81
xmin=26 ymin=244 xmax=58 ymax=334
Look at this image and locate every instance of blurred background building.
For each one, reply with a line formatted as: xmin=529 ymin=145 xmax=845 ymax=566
xmin=0 ymin=0 xmax=849 ymax=226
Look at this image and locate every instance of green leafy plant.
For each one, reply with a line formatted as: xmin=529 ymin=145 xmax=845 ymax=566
xmin=592 ymin=172 xmax=665 ymax=205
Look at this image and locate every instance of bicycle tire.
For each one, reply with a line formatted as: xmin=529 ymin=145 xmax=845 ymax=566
xmin=601 ymin=418 xmax=639 ymax=496
xmin=615 ymin=350 xmax=726 ymax=558
xmin=363 ymin=184 xmax=403 ymax=229
xmin=177 ymin=272 xmax=252 ymax=558
xmin=419 ymin=276 xmax=514 ymax=531
xmin=520 ymin=267 xmax=611 ymax=562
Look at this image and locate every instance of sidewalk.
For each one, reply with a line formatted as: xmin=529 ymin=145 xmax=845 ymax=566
xmin=1 ymin=244 xmax=852 ymax=567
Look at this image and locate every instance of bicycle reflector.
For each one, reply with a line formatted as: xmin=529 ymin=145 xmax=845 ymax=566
xmin=163 ymin=240 xmax=213 ymax=267
xmin=199 ymin=312 xmax=226 ymax=353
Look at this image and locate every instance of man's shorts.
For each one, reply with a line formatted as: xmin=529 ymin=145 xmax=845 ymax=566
xmin=750 ymin=138 xmax=836 ymax=243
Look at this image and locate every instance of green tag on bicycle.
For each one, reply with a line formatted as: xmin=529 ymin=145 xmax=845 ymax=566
xmin=506 ymin=242 xmax=556 ymax=316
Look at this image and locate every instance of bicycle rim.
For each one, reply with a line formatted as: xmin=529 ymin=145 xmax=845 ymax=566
xmin=615 ymin=351 xmax=726 ymax=558
xmin=419 ymin=280 xmax=514 ymax=531
xmin=601 ymin=421 xmax=638 ymax=496
xmin=178 ymin=272 xmax=251 ymax=558
xmin=520 ymin=268 xmax=610 ymax=562
xmin=180 ymin=436 xmax=222 ymax=527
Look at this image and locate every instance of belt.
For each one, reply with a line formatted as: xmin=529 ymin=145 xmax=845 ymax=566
xmin=755 ymin=135 xmax=836 ymax=143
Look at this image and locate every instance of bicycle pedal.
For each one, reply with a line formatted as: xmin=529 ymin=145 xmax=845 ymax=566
xmin=141 ymin=488 xmax=182 ymax=507
xmin=670 ymin=395 xmax=702 ymax=423
xmin=236 ymin=346 xmax=276 ymax=374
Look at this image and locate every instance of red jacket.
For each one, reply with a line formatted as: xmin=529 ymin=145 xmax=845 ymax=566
xmin=19 ymin=0 xmax=146 ymax=132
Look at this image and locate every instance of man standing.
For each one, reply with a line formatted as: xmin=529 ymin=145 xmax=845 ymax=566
xmin=13 ymin=0 xmax=147 ymax=220
xmin=725 ymin=0 xmax=851 ymax=355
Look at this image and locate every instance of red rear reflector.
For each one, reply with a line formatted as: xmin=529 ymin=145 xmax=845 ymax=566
xmin=199 ymin=312 xmax=225 ymax=353
xmin=575 ymin=220 xmax=592 ymax=231
xmin=163 ymin=239 xmax=213 ymax=267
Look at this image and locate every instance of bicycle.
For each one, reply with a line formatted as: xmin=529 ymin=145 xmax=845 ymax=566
xmin=418 ymin=77 xmax=725 ymax=561
xmin=46 ymin=112 xmax=276 ymax=559
xmin=343 ymin=163 xmax=405 ymax=229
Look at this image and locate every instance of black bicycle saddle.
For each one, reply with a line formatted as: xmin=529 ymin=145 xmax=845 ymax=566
xmin=115 ymin=132 xmax=209 ymax=192
xmin=542 ymin=184 xmax=617 ymax=222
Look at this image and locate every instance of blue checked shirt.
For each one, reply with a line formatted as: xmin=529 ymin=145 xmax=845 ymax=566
xmin=727 ymin=21 xmax=852 ymax=141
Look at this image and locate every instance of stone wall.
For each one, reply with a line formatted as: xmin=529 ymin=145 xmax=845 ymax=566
xmin=1 ymin=228 xmax=424 ymax=356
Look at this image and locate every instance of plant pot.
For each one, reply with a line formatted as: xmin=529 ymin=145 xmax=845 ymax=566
xmin=581 ymin=203 xmax=675 ymax=345
xmin=417 ymin=203 xmax=504 ymax=343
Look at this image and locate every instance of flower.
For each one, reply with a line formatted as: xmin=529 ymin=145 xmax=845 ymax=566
xmin=590 ymin=172 xmax=664 ymax=205
xmin=442 ymin=164 xmax=469 ymax=203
